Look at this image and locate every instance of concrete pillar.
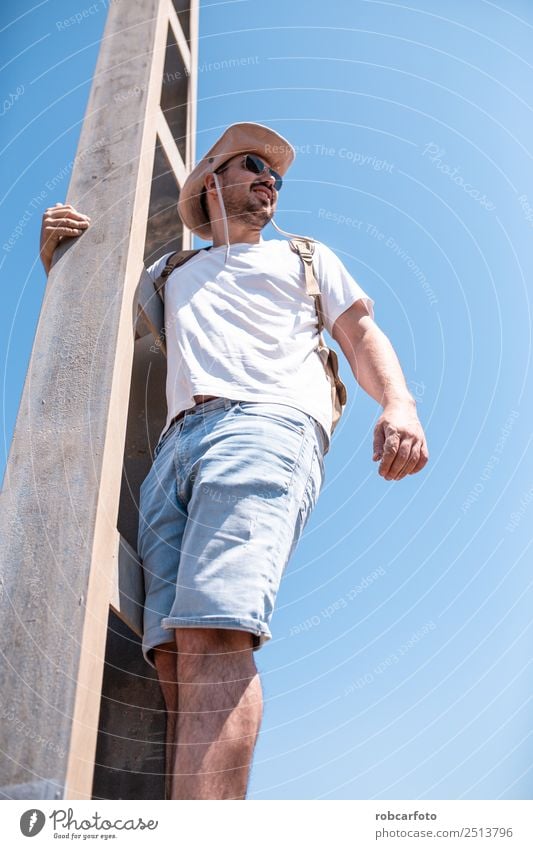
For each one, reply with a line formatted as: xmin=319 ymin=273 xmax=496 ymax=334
xmin=0 ymin=0 xmax=198 ymax=800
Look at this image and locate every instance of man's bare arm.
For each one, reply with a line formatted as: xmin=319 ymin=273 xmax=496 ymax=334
xmin=332 ymin=299 xmax=429 ymax=481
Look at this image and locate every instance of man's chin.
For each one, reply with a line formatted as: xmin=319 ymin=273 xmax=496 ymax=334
xmin=242 ymin=205 xmax=273 ymax=228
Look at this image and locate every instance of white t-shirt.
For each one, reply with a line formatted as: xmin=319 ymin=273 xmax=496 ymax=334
xmin=145 ymin=237 xmax=374 ymax=452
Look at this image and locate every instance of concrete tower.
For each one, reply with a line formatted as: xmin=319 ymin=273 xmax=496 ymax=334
xmin=0 ymin=0 xmax=199 ymax=800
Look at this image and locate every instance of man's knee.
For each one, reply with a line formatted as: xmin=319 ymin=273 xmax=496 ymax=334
xmin=153 ymin=641 xmax=178 ymax=712
xmin=175 ymin=628 xmax=257 ymax=684
xmin=153 ymin=640 xmax=178 ymax=676
xmin=175 ymin=627 xmax=254 ymax=656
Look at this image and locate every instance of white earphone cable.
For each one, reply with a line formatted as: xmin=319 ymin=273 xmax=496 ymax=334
xmin=212 ymin=172 xmax=231 ymax=263
xmin=270 ymin=218 xmax=316 ymax=242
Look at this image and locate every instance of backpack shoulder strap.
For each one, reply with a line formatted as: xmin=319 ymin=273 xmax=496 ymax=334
xmin=153 ymin=247 xmax=210 ymax=302
xmin=289 ymin=237 xmax=326 ymax=333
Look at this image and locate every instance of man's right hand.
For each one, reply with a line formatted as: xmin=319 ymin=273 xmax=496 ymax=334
xmin=40 ymin=202 xmax=91 ymax=275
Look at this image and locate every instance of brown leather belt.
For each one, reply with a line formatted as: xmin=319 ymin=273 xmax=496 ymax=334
xmin=168 ymin=395 xmax=220 ymax=428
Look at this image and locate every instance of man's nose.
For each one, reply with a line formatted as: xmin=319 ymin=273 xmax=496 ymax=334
xmin=259 ymin=168 xmax=276 ymax=186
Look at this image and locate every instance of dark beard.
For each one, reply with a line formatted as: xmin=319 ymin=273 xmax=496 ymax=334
xmin=221 ymin=189 xmax=273 ymax=230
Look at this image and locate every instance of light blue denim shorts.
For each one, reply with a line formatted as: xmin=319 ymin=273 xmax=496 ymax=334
xmin=137 ymin=397 xmax=327 ymax=669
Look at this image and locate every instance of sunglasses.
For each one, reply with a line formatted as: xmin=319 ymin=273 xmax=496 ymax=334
xmin=217 ymin=153 xmax=283 ymax=192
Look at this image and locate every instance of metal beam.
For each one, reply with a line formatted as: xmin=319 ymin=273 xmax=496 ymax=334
xmin=167 ymin=0 xmax=192 ymax=74
xmin=157 ymin=106 xmax=188 ymax=187
xmin=109 ymin=534 xmax=145 ymax=638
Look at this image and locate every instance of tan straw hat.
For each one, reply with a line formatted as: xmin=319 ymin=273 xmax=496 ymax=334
xmin=177 ymin=122 xmax=296 ymax=240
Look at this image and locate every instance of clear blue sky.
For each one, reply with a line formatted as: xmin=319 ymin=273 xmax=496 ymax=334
xmin=1 ymin=0 xmax=532 ymax=800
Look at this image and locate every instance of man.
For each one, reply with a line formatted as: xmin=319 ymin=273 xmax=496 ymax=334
xmin=40 ymin=122 xmax=428 ymax=801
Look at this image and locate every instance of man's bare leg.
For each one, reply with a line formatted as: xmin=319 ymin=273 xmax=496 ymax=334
xmin=170 ymin=628 xmax=263 ymax=800
xmin=153 ymin=641 xmax=179 ymax=799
